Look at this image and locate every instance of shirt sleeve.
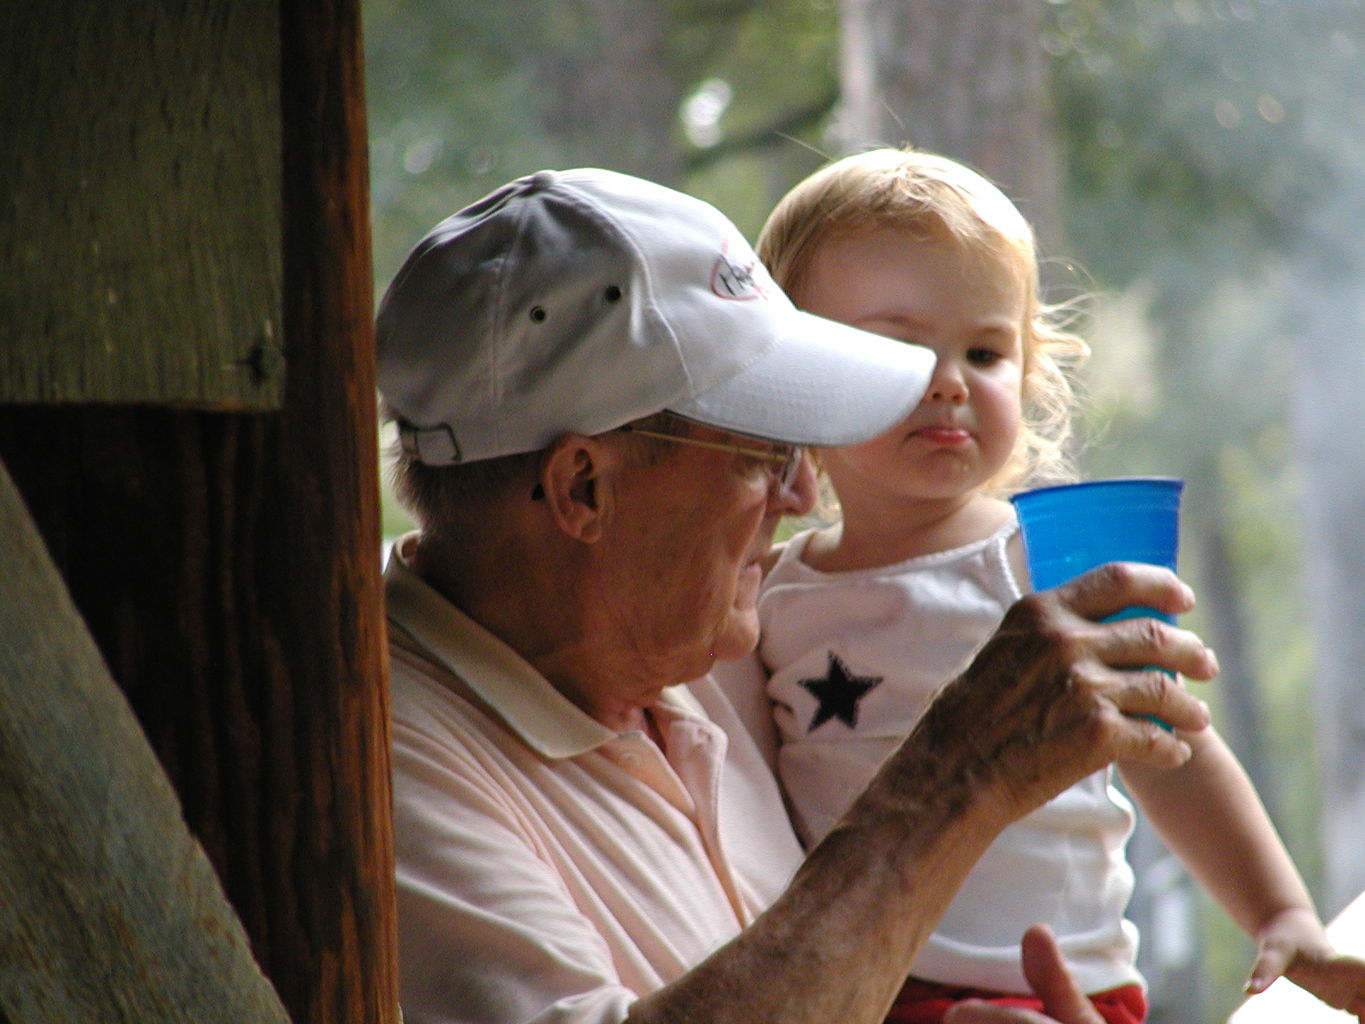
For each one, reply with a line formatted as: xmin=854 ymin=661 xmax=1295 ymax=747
xmin=393 ymin=713 xmax=638 ymax=1024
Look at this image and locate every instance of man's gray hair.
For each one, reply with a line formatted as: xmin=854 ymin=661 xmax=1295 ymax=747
xmin=383 ymin=405 xmax=682 ymax=538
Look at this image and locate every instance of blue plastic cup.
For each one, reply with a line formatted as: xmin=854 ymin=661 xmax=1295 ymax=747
xmin=1010 ymin=477 xmax=1185 ymax=614
xmin=1012 ymin=478 xmax=1185 ymax=729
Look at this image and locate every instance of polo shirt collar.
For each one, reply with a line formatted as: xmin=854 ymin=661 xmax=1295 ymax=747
xmin=385 ymin=535 xmax=707 ymax=759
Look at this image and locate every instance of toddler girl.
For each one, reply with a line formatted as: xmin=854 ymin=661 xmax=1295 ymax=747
xmin=751 ymin=147 xmax=1365 ymax=1023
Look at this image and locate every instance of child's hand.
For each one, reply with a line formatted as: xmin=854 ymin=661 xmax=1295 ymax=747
xmin=1247 ymin=907 xmax=1365 ymax=1020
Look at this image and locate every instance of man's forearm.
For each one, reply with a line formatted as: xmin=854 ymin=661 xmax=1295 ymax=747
xmin=627 ymin=725 xmax=1009 ymax=1024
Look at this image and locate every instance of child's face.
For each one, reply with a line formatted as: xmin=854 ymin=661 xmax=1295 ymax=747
xmin=798 ymin=225 xmax=1027 ymax=504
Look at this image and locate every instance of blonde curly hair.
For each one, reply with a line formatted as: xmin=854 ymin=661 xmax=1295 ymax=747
xmin=757 ymin=147 xmax=1088 ymax=493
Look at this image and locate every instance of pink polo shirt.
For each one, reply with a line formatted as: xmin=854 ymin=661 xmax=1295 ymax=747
xmin=387 ymin=542 xmax=804 ymax=1024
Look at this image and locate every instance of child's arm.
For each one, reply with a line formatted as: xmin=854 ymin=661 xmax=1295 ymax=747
xmin=1120 ymin=726 xmax=1365 ymax=1018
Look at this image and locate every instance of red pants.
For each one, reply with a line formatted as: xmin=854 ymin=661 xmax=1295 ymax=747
xmin=886 ymin=976 xmax=1147 ymax=1024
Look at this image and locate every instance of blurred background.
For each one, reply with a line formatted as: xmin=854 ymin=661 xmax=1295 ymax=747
xmin=362 ymin=1 xmax=1365 ymax=1019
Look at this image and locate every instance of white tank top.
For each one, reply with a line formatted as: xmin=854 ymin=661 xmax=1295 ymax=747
xmin=759 ymin=522 xmax=1142 ymax=995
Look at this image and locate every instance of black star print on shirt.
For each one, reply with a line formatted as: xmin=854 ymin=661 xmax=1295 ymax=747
xmin=797 ymin=651 xmax=883 ymax=732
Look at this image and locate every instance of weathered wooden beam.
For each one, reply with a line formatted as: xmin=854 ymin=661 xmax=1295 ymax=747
xmin=0 ymin=459 xmax=292 ymax=1024
xmin=0 ymin=0 xmax=283 ymax=408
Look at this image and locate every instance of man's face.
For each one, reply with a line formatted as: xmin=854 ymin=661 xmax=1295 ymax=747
xmin=594 ymin=423 xmax=815 ymax=705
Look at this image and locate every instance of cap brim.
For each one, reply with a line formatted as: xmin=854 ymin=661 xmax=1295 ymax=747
xmin=669 ymin=310 xmax=937 ymax=447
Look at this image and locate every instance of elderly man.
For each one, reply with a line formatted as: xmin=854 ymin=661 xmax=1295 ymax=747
xmin=375 ymin=168 xmax=1217 ymax=1024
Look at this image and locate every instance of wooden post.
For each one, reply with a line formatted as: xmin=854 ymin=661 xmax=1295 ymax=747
xmin=0 ymin=0 xmax=397 ymax=1021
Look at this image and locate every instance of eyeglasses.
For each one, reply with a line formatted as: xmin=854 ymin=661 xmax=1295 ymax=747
xmin=618 ymin=424 xmax=804 ymax=494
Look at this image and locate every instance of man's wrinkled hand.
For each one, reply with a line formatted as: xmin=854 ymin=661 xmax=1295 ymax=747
xmin=916 ymin=562 xmax=1219 ymax=824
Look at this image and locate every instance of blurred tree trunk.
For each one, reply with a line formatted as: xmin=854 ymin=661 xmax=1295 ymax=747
xmin=1290 ymin=242 xmax=1365 ymax=918
xmin=534 ymin=0 xmax=684 ymax=184
xmin=836 ymin=0 xmax=1063 ymax=249
xmin=1197 ymin=516 xmax=1275 ymax=810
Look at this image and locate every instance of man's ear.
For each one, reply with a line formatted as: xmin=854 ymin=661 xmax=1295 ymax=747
xmin=538 ymin=435 xmax=610 ymax=543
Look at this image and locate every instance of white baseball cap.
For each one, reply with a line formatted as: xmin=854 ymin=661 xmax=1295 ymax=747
xmin=376 ymin=168 xmax=935 ymax=465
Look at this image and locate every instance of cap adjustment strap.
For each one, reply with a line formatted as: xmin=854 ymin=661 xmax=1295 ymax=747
xmin=400 ymin=424 xmax=462 ymax=465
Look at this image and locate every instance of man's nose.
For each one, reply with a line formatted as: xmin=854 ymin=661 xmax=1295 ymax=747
xmin=770 ymin=449 xmax=816 ymax=516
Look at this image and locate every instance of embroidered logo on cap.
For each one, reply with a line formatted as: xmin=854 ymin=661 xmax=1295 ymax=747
xmin=711 ymin=239 xmax=767 ymax=302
